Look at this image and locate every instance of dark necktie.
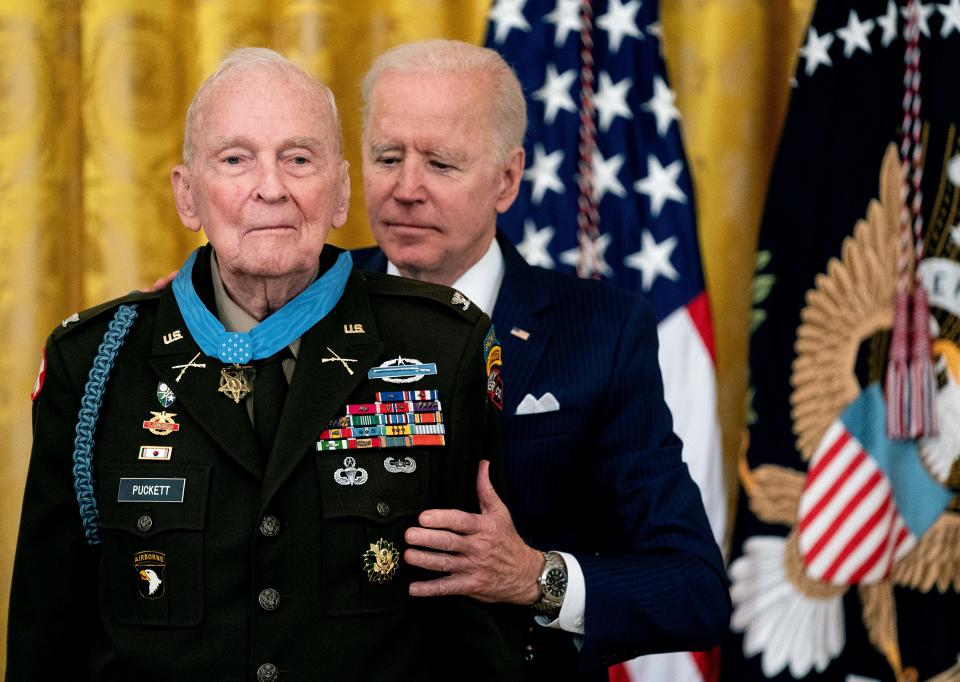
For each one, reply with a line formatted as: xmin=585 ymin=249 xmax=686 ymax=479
xmin=253 ymin=348 xmax=291 ymax=458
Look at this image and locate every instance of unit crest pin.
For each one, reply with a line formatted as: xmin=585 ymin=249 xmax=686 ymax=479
xmin=363 ymin=539 xmax=399 ymax=583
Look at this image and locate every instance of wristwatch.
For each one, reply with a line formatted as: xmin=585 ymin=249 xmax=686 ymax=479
xmin=533 ymin=551 xmax=568 ymax=618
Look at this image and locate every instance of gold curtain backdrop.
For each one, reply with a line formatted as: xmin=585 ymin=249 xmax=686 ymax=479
xmin=0 ymin=0 xmax=812 ymax=666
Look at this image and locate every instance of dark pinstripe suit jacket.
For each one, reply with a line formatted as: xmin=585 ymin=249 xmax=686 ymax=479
xmin=354 ymin=232 xmax=730 ymax=681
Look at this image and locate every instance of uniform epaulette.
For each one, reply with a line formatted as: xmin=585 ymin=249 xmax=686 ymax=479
xmin=357 ymin=270 xmax=484 ymax=323
xmin=51 ymin=290 xmax=161 ymax=340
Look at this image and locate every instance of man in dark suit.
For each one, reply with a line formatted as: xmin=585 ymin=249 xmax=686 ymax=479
xmin=7 ymin=47 xmax=521 ymax=681
xmin=353 ymin=39 xmax=731 ymax=681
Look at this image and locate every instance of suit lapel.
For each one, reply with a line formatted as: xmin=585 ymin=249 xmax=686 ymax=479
xmin=493 ymin=234 xmax=553 ymax=413
xmin=351 ymin=235 xmax=555 ymax=414
xmin=150 ymin=287 xmax=262 ymax=478
xmin=263 ymin=272 xmax=385 ymax=502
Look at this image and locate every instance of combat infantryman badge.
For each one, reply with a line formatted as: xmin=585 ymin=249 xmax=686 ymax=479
xmin=363 ymin=539 xmax=399 ymax=583
xmin=142 ymin=412 xmax=180 ymax=436
xmin=367 ymin=357 xmax=438 ymax=384
xmin=218 ymin=364 xmax=252 ymax=403
xmin=134 ymin=550 xmax=166 ymax=599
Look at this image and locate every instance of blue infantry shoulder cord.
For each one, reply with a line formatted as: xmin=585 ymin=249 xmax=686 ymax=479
xmin=72 ymin=304 xmax=139 ymax=545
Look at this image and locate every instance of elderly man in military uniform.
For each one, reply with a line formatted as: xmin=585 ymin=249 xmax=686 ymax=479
xmin=7 ymin=48 xmax=520 ymax=681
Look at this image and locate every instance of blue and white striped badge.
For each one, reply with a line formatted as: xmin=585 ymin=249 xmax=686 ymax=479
xmin=367 ymin=357 xmax=437 ymax=383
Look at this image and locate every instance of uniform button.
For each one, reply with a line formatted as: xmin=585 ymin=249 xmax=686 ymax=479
xmin=376 ymin=501 xmax=390 ymax=517
xmin=258 ymin=588 xmax=280 ymax=611
xmin=260 ymin=515 xmax=280 ymax=536
xmin=575 ymin=617 xmax=584 ymax=629
xmin=257 ymin=662 xmax=279 ymax=682
xmin=137 ymin=515 xmax=152 ymax=532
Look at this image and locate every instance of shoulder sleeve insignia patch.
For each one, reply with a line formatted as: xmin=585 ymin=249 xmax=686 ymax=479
xmin=483 ymin=326 xmax=503 ymax=411
xmin=31 ymin=346 xmax=46 ymax=401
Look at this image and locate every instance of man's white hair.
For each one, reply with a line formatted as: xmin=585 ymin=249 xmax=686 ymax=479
xmin=182 ymin=47 xmax=342 ymax=165
xmin=361 ymin=39 xmax=527 ymax=162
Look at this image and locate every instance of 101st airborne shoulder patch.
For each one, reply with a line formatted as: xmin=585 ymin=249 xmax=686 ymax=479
xmin=134 ymin=550 xmax=166 ymax=599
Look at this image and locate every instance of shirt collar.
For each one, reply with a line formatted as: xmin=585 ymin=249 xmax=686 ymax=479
xmin=210 ymin=251 xmax=301 ymax=358
xmin=386 ymin=236 xmax=504 ymax=316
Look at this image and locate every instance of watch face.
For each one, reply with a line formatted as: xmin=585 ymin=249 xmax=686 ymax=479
xmin=544 ymin=567 xmax=567 ymax=598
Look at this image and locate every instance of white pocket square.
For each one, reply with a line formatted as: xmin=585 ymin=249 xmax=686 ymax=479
xmin=515 ymin=392 xmax=560 ymax=415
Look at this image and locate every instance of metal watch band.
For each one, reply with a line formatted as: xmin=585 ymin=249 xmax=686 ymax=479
xmin=533 ymin=551 xmax=567 ymax=617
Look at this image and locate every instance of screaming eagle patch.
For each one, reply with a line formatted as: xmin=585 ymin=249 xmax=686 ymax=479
xmin=134 ymin=550 xmax=166 ymax=599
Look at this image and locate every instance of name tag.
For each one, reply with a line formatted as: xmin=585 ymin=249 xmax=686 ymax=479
xmin=118 ymin=478 xmax=186 ymax=503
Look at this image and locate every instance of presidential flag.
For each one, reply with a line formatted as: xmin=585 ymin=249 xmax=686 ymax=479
xmin=485 ymin=2 xmax=726 ymax=680
xmin=725 ymin=1 xmax=960 ymax=680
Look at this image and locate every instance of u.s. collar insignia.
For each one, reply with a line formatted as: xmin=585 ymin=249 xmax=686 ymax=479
xmin=142 ymin=411 xmax=180 ymax=436
xmin=162 ymin=330 xmax=183 ymax=345
xmin=363 ymin=538 xmax=399 ymax=583
xmin=367 ymin=356 xmax=438 ymax=384
xmin=134 ymin=550 xmax=166 ymax=599
xmin=156 ymin=382 xmax=176 ymax=408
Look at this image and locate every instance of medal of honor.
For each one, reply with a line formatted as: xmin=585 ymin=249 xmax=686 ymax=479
xmin=218 ymin=364 xmax=252 ymax=403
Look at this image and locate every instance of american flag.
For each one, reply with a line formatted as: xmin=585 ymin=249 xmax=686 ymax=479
xmin=797 ymin=385 xmax=950 ymax=587
xmin=485 ymin=1 xmax=726 ymax=680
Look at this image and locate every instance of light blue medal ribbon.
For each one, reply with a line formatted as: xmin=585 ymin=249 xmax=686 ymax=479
xmin=172 ymin=247 xmax=353 ymax=363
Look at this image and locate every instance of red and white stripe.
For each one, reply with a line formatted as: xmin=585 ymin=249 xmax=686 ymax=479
xmin=797 ymin=420 xmax=915 ymax=586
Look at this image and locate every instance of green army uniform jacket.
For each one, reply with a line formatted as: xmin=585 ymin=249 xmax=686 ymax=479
xmin=8 ymin=245 xmax=521 ymax=682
